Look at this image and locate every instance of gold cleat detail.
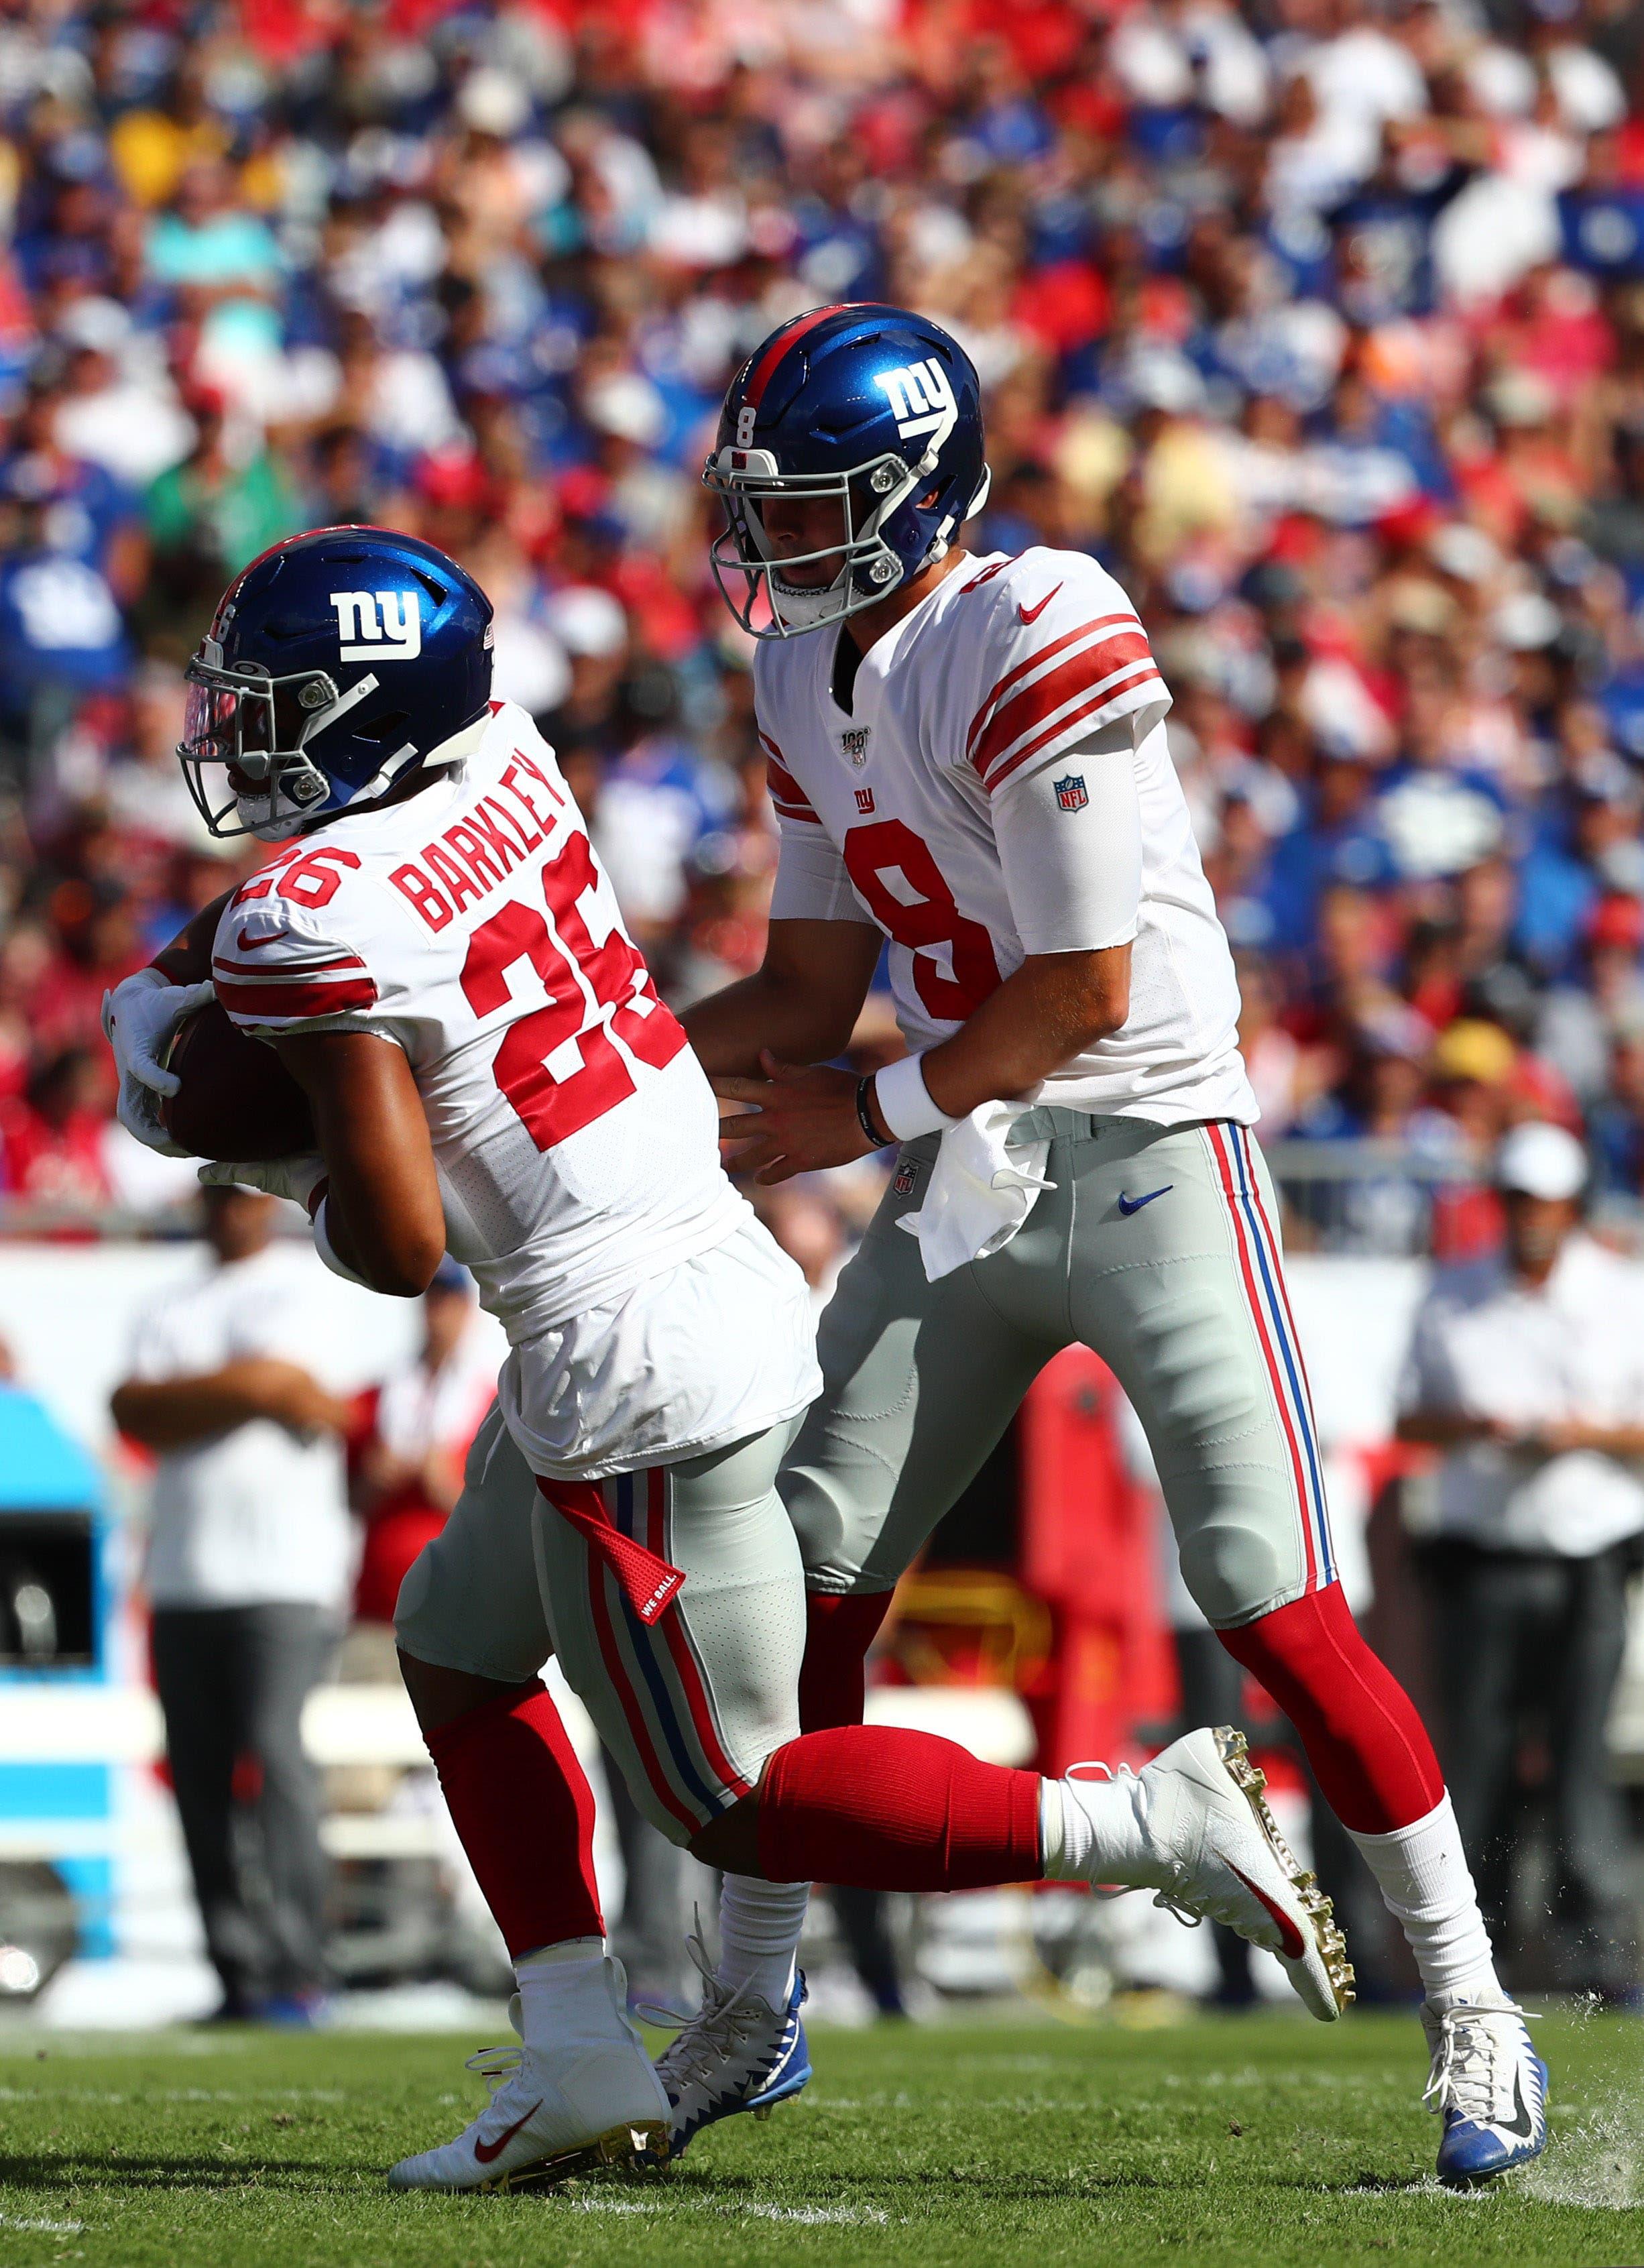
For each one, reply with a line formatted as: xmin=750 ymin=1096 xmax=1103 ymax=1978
xmin=1214 ymin=1725 xmax=1356 ymax=2015
xmin=479 ymin=2119 xmax=671 ymax=2193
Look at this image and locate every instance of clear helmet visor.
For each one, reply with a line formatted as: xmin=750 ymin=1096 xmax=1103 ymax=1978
xmin=178 ymin=659 xmax=335 ymax=841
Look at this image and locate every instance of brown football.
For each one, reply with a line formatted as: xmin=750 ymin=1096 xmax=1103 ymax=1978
xmin=160 ymin=1001 xmax=315 ymax=1162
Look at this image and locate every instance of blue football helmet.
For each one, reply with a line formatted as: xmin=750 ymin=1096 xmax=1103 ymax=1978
xmin=178 ymin=525 xmax=494 ymax=841
xmin=705 ymin=304 xmax=991 ymax=638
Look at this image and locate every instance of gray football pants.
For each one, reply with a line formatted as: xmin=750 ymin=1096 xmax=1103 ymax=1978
xmin=784 ymin=1112 xmax=1338 ymax=1628
xmin=396 ymin=1409 xmax=805 ymax=1845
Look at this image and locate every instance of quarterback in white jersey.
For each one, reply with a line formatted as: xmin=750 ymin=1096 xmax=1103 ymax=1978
xmin=756 ymin=542 xmax=1256 ymax=1127
xmin=679 ymin=304 xmax=1543 ymax=2187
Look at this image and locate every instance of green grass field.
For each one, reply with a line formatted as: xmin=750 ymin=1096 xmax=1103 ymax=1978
xmin=0 ymin=2008 xmax=1640 ymax=2268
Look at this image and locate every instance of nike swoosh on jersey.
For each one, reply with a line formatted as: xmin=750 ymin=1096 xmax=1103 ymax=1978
xmin=1017 ymin=583 xmax=1062 ymax=626
xmin=1117 ymin=1186 xmax=1173 ymax=1216
xmin=233 ymin=929 xmax=286 ymax=952
xmin=1226 ymin=1862 xmax=1305 ymax=1962
xmin=473 ymin=2100 xmax=546 ymax=2163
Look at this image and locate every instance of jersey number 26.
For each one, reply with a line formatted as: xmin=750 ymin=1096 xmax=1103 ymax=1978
xmin=461 ymin=832 xmax=685 ymax=1149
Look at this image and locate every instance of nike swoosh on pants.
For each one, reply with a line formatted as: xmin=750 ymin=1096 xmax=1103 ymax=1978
xmin=1118 ymin=1186 xmax=1173 ymax=1216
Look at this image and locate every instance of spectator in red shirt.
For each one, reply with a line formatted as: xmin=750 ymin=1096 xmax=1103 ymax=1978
xmin=348 ymin=1263 xmax=495 ymax=1640
xmin=0 ymin=1045 xmax=112 ymax=1211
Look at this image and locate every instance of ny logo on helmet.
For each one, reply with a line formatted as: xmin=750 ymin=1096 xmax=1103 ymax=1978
xmin=874 ymin=357 xmax=957 ymax=447
xmin=331 ymin=589 xmax=422 ymax=663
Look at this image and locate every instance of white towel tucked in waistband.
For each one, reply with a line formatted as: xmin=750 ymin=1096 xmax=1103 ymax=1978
xmin=896 ymin=1099 xmax=1055 ymax=1282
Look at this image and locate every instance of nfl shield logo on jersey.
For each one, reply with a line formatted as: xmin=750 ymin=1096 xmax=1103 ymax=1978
xmin=840 ymin=726 xmax=872 ymax=766
xmin=1055 ymin=773 xmax=1089 ymax=813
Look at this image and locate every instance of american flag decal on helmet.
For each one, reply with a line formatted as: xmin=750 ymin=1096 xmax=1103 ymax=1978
xmin=1055 ymin=774 xmax=1089 ymax=812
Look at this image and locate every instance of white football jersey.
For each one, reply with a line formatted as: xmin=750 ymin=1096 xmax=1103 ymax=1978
xmin=760 ymin=547 xmax=1258 ymax=1126
xmin=213 ymin=701 xmax=753 ymax=1341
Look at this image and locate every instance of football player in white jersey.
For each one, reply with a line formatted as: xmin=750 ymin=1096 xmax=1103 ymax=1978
xmin=673 ymin=306 xmax=1547 ymax=2185
xmin=107 ymin=525 xmax=1388 ymax=2192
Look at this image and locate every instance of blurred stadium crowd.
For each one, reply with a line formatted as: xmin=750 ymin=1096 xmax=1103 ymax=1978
xmin=1 ymin=0 xmax=1644 ymax=1257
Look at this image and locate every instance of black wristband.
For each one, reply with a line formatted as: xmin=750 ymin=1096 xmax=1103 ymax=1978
xmin=854 ymin=1074 xmax=894 ymax=1149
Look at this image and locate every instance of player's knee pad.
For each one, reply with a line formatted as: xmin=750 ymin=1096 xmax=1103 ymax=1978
xmin=390 ymin=1540 xmax=438 ymax=1650
xmin=782 ymin=1462 xmax=868 ymax=1593
xmin=1175 ymin=1506 xmax=1299 ymax=1630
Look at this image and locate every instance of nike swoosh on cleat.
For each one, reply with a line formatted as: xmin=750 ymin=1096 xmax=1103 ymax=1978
xmin=473 ymin=2101 xmax=545 ymax=2163
xmin=1225 ymin=1863 xmax=1306 ymax=1962
xmin=1118 ymin=1186 xmax=1173 ymax=1216
xmin=1018 ymin=583 xmax=1062 ymax=626
xmin=1499 ymin=2069 xmax=1536 ymax=2141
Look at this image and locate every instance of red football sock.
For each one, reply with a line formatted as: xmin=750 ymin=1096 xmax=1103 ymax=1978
xmin=423 ymin=1678 xmax=604 ymax=1956
xmin=756 ymin=1725 xmax=1042 ymax=1890
xmin=1216 ymin=1584 xmax=1445 ymax=1835
xmin=798 ymin=1591 xmax=893 ymax=1731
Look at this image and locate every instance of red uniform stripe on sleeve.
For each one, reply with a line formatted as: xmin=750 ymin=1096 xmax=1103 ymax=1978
xmin=212 ymin=951 xmax=368 ymax=979
xmin=972 ymin=630 xmax=1155 ymax=783
xmin=982 ymin=665 xmax=1163 ymax=794
xmin=216 ymin=974 xmax=379 ymax=1019
xmin=762 ymin=736 xmax=821 ymax=824
xmin=741 ymin=304 xmax=856 ymax=409
xmin=966 ymin=614 xmax=1138 ymax=765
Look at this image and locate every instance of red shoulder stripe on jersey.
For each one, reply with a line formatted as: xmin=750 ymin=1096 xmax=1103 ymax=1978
xmin=966 ymin=613 xmax=1138 ymax=764
xmin=974 ymin=635 xmax=1157 ymax=785
xmin=216 ymin=974 xmax=379 ymax=1020
xmin=741 ymin=304 xmax=856 ymax=410
xmin=983 ymin=665 xmax=1163 ymax=794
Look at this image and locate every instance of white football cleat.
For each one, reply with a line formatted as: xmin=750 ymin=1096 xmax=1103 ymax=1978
xmin=1061 ymin=1725 xmax=1354 ymax=2021
xmin=1423 ymin=1997 xmax=1548 ymax=2186
xmin=652 ymin=1932 xmax=812 ymax=2157
xmin=386 ymin=1953 xmax=669 ymax=2193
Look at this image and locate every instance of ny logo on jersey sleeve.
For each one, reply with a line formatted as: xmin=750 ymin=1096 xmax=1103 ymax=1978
xmin=331 ymin=589 xmax=422 ymax=663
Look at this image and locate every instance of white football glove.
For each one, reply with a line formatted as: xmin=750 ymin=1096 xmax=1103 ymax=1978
xmin=101 ymin=969 xmax=217 ymax=1157
xmin=197 ymin=1155 xmax=327 ymax=1212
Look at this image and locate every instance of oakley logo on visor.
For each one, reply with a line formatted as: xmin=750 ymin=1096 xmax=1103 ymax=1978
xmin=331 ymin=589 xmax=422 ymax=663
xmin=874 ymin=357 xmax=956 ymax=445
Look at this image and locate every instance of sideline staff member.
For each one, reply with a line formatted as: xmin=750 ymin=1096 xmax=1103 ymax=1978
xmin=113 ymin=1186 xmax=353 ymax=2022
xmin=1397 ymin=1121 xmax=1644 ymax=1998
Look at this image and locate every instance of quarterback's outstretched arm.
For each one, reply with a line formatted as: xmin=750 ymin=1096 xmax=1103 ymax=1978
xmin=712 ymin=714 xmax=1140 ymax=1181
xmin=716 ymin=942 xmax=1131 ymax=1183
xmin=682 ymin=915 xmax=882 ymax=1079
xmin=274 ymin=1030 xmax=447 ymax=1298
